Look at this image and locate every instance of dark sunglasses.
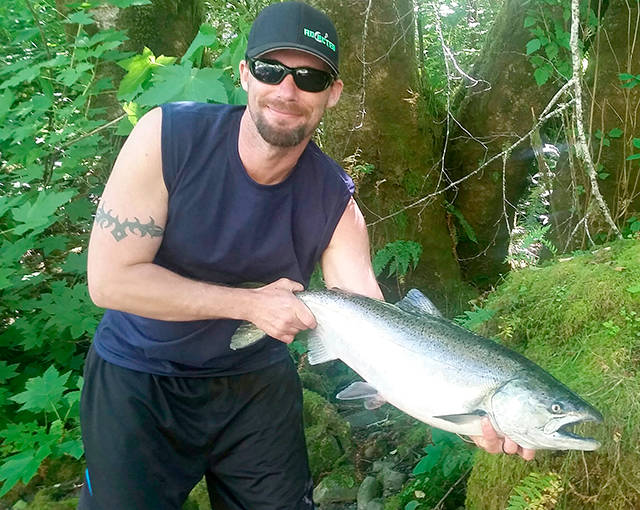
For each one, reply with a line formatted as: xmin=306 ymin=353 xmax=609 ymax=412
xmin=246 ymin=56 xmax=335 ymax=93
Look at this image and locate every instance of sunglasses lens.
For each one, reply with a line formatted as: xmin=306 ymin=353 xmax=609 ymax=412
xmin=293 ymin=68 xmax=333 ymax=93
xmin=249 ymin=58 xmax=333 ymax=93
xmin=251 ymin=60 xmax=286 ymax=85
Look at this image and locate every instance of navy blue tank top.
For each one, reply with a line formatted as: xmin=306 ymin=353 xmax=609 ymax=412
xmin=93 ymin=102 xmax=354 ymax=376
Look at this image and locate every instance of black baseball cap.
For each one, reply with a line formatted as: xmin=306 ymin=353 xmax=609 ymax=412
xmin=246 ymin=2 xmax=339 ymax=76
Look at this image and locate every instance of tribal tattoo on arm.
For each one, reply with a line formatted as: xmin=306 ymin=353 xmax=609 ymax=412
xmin=94 ymin=204 xmax=164 ymax=242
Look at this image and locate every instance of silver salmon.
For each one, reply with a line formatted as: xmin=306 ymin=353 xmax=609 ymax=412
xmin=231 ymin=288 xmax=602 ymax=450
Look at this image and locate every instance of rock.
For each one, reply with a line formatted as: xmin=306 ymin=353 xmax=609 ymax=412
xmin=378 ymin=466 xmax=407 ymax=495
xmin=365 ymin=499 xmax=384 ymax=510
xmin=313 ymin=471 xmax=359 ymax=506
xmin=356 ymin=476 xmax=381 ymax=510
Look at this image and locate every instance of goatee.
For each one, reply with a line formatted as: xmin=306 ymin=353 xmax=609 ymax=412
xmin=254 ymin=116 xmax=309 ymax=147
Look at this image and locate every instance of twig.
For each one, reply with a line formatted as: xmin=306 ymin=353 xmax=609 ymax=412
xmin=433 ymin=465 xmax=473 ymax=510
xmin=61 ymin=113 xmax=126 ymax=148
xmin=367 ymin=101 xmax=574 ymax=226
xmin=569 ymin=0 xmax=622 ymax=239
xmin=352 ymin=0 xmax=373 ymax=131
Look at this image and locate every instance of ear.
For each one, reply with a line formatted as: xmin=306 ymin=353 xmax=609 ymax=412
xmin=239 ymin=60 xmax=249 ymax=92
xmin=326 ymin=78 xmax=343 ymax=109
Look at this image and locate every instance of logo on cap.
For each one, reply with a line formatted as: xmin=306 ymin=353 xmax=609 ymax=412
xmin=303 ymin=28 xmax=336 ymax=52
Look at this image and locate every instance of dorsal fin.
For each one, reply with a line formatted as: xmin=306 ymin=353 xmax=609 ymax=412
xmin=396 ymin=289 xmax=443 ymax=317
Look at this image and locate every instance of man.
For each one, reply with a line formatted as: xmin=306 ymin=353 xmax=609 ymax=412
xmin=81 ymin=3 xmax=532 ymax=509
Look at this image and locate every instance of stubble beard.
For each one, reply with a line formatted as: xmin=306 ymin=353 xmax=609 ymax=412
xmin=249 ymin=102 xmax=318 ymax=148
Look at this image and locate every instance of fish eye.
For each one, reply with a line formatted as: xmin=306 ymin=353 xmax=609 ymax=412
xmin=550 ymin=403 xmax=563 ymax=414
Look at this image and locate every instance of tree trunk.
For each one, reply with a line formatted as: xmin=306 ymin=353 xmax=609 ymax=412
xmin=316 ymin=0 xmax=469 ymax=310
xmin=550 ymin=0 xmax=640 ymax=249
xmin=445 ymin=0 xmax=560 ymax=285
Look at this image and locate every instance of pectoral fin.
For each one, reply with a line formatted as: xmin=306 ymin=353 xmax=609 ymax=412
xmin=336 ymin=381 xmax=387 ymax=410
xmin=307 ymin=330 xmax=339 ymax=364
xmin=433 ymin=410 xmax=487 ymax=426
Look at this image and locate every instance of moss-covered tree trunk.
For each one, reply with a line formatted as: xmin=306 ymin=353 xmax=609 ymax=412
xmin=84 ymin=0 xmax=205 ymax=121
xmin=549 ymin=0 xmax=640 ymax=250
xmin=317 ymin=0 xmax=468 ymax=309
xmin=445 ymin=0 xmax=560 ymax=286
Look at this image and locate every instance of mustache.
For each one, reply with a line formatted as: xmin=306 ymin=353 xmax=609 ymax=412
xmin=264 ymin=99 xmax=307 ymax=116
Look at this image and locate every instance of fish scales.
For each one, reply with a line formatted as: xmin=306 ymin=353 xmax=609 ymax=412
xmin=230 ymin=288 xmax=603 ymax=450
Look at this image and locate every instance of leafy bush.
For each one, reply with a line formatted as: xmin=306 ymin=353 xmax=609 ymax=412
xmin=0 ymin=0 xmax=245 ymax=497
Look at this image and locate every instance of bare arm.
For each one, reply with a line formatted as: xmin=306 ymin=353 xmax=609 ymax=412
xmin=320 ymin=198 xmax=383 ymax=300
xmin=87 ymin=108 xmax=314 ymax=341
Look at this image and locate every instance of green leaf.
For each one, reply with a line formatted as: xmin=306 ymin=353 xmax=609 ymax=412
xmin=0 ymin=447 xmax=51 ymax=497
xmin=608 ymin=127 xmax=623 ymax=138
xmin=524 ymin=16 xmax=536 ymax=28
xmin=58 ymin=62 xmax=93 ymax=87
xmin=544 ymin=42 xmax=559 ymax=61
xmin=405 ymin=502 xmax=420 ymax=510
xmin=0 ymin=63 xmax=43 ymax=89
xmin=412 ymin=449 xmax=441 ymax=475
xmin=137 ymin=63 xmax=227 ymax=106
xmin=13 ymin=28 xmax=40 ymax=44
xmin=526 ymin=39 xmax=542 ymax=55
xmin=626 ymin=154 xmax=640 ymax=161
xmin=633 ymin=138 xmax=640 ymax=149
xmin=0 ymin=90 xmax=15 ymax=121
xmin=117 ymin=47 xmax=157 ymax=100
xmin=183 ymin=24 xmax=217 ymax=64
xmin=230 ymin=87 xmax=247 ymax=105
xmin=12 ymin=190 xmax=75 ymax=235
xmin=65 ymin=11 xmax=95 ymax=25
xmin=625 ymin=285 xmax=640 ymax=294
xmin=534 ymin=67 xmax=551 ymax=86
xmin=0 ymin=362 xmax=19 ymax=383
xmin=598 ymin=172 xmax=610 ymax=180
xmin=10 ymin=365 xmax=71 ymax=413
xmin=57 ymin=439 xmax=84 ymax=459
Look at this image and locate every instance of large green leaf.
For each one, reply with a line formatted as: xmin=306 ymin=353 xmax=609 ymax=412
xmin=137 ymin=62 xmax=227 ymax=106
xmin=11 ymin=190 xmax=75 ymax=235
xmin=0 ymin=447 xmax=51 ymax=497
xmin=117 ymin=48 xmax=176 ymax=100
xmin=10 ymin=365 xmax=71 ymax=413
xmin=183 ymin=24 xmax=217 ymax=64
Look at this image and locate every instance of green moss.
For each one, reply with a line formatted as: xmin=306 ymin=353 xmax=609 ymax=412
xmin=303 ymin=389 xmax=354 ymax=481
xmin=13 ymin=492 xmax=78 ymax=510
xmin=466 ymin=239 xmax=640 ymax=509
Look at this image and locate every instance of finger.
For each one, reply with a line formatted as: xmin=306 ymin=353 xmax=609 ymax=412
xmin=480 ymin=417 xmax=499 ymax=441
xmin=296 ymin=303 xmax=317 ymax=329
xmin=519 ymin=448 xmax=536 ymax=461
xmin=279 ymin=333 xmax=295 ymax=344
xmin=502 ymin=438 xmax=519 ymax=455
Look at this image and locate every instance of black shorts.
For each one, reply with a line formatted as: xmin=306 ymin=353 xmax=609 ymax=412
xmin=78 ymin=346 xmax=314 ymax=510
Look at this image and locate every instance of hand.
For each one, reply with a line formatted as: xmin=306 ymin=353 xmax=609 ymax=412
xmin=470 ymin=418 xmax=536 ymax=461
xmin=246 ymin=278 xmax=317 ymax=344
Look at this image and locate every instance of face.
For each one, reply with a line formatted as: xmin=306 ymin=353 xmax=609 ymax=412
xmin=240 ymin=49 xmax=343 ymax=147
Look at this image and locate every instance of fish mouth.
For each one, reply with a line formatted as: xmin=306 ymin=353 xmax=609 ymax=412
xmin=544 ymin=410 xmax=603 ymax=450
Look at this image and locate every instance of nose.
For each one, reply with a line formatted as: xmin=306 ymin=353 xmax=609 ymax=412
xmin=275 ymin=73 xmax=299 ymax=99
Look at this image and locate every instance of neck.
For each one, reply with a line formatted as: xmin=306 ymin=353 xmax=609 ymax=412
xmin=237 ymin=110 xmax=310 ymax=185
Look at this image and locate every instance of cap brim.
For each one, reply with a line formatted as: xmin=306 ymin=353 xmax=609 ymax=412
xmin=247 ymin=44 xmax=338 ymax=76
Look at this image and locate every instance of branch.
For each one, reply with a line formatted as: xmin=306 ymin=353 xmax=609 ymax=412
xmin=569 ymin=0 xmax=622 ymax=239
xmin=366 ymin=101 xmax=574 ymax=226
xmin=61 ymin=114 xmax=126 ymax=148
